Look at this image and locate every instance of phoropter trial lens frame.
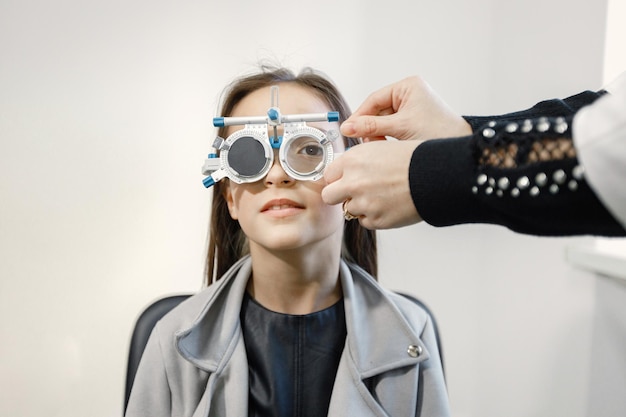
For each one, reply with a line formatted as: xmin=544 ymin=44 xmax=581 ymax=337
xmin=215 ymin=124 xmax=273 ymax=184
xmin=202 ymin=86 xmax=339 ymax=188
xmin=279 ymin=123 xmax=335 ymax=181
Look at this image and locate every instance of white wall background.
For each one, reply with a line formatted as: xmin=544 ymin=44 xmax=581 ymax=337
xmin=0 ymin=0 xmax=621 ymax=416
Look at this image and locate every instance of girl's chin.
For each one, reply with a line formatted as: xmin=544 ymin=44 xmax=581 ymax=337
xmin=249 ymin=233 xmax=326 ymax=253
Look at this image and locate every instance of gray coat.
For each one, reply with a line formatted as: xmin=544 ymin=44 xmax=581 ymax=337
xmin=125 ymin=256 xmax=450 ymax=417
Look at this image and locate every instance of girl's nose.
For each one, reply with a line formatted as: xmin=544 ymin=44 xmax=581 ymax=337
xmin=264 ymin=150 xmax=294 ymax=186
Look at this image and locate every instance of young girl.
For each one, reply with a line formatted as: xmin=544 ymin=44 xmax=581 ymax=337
xmin=125 ymin=67 xmax=449 ymax=417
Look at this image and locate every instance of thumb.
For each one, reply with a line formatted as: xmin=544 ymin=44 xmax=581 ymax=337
xmin=322 ymin=157 xmax=343 ymax=184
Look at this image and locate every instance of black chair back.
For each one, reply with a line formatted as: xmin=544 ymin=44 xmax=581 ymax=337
xmin=125 ymin=295 xmax=191 ymax=410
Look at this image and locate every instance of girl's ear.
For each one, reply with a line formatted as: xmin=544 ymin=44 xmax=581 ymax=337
xmin=224 ymin=183 xmax=238 ymax=220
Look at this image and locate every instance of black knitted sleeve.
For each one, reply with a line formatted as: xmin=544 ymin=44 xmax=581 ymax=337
xmin=408 ymin=93 xmax=626 ymax=236
xmin=463 ymin=90 xmax=606 ymax=132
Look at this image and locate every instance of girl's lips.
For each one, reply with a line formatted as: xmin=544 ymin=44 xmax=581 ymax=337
xmin=261 ymin=199 xmax=305 ymax=215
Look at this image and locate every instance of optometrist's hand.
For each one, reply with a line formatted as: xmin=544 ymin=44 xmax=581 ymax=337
xmin=322 ymin=76 xmax=472 ymax=229
xmin=340 ymin=75 xmax=471 ymax=141
xmin=322 ymin=139 xmax=423 ymax=229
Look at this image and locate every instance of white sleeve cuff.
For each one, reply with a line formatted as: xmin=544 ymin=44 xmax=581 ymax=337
xmin=572 ymin=71 xmax=626 ymax=228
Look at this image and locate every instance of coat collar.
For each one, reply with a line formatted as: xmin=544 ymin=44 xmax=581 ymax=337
xmin=175 ymin=256 xmax=251 ymax=373
xmin=339 ymin=261 xmax=430 ymax=378
xmin=175 ymin=256 xmax=429 ymax=376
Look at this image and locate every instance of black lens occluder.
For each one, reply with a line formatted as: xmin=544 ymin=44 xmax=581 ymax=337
xmin=228 ymin=136 xmax=267 ymax=177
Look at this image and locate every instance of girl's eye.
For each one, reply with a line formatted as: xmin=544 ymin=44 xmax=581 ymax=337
xmin=298 ymin=144 xmax=323 ymax=156
xmin=285 ymin=136 xmax=326 ymax=174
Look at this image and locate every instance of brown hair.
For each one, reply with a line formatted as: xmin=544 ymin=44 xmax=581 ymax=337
xmin=205 ymin=66 xmax=377 ymax=285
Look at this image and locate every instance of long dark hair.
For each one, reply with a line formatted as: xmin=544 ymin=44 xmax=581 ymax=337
xmin=205 ymin=66 xmax=377 ymax=285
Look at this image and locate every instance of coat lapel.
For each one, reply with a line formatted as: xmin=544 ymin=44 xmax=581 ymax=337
xmin=176 ymin=257 xmax=252 ymax=417
xmin=328 ymin=261 xmax=431 ymax=417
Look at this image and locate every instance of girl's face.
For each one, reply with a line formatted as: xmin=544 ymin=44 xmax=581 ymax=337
xmin=224 ymin=83 xmax=345 ymax=254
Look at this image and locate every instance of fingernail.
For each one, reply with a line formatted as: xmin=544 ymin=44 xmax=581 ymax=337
xmin=341 ymin=122 xmax=355 ymax=136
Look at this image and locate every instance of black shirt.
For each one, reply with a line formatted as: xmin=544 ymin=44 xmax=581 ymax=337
xmin=240 ymin=292 xmax=347 ymax=417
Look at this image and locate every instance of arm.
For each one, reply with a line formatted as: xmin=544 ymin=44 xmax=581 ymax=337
xmin=410 ymin=114 xmax=626 ymax=236
xmin=323 ymin=75 xmax=625 ymax=235
xmin=462 ymin=90 xmax=606 ymax=131
xmin=410 ymin=85 xmax=626 ymax=236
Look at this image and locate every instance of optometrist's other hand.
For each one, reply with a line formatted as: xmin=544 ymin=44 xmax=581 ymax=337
xmin=340 ymin=75 xmax=471 ymax=141
xmin=322 ymin=140 xmax=423 ymax=229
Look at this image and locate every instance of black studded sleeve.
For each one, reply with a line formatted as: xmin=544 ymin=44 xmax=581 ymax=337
xmin=408 ymin=92 xmax=626 ymax=236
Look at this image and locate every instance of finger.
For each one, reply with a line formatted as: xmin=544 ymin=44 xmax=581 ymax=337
xmin=345 ymin=114 xmax=399 ymax=139
xmin=342 ymin=198 xmax=360 ymax=221
xmin=340 ymin=120 xmax=357 ymax=137
xmin=340 ymin=121 xmax=388 ymax=141
xmin=321 ymin=180 xmax=347 ymax=206
xmin=350 ymin=83 xmax=396 ymax=118
xmin=357 ymin=217 xmax=376 ymax=230
xmin=362 ymin=136 xmax=387 ymax=143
